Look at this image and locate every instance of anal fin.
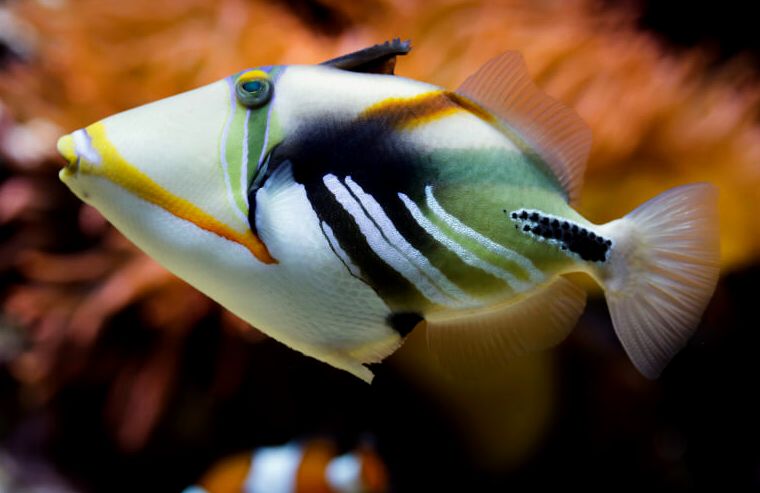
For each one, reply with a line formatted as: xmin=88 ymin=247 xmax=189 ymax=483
xmin=425 ymin=276 xmax=586 ymax=378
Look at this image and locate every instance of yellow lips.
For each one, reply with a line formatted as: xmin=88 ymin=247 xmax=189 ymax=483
xmin=56 ymin=123 xmax=276 ymax=264
xmin=57 ymin=134 xmax=76 ymax=163
xmin=56 ymin=133 xmax=79 ymax=176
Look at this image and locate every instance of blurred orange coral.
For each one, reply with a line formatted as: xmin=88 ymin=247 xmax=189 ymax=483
xmin=2 ymin=0 xmax=758 ymax=265
xmin=1 ymin=0 xmax=759 ymax=456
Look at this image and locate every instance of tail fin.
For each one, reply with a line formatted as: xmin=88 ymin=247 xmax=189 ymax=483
xmin=597 ymin=184 xmax=720 ymax=378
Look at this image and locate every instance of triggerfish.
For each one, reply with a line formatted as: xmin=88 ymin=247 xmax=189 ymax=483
xmin=56 ymin=40 xmax=719 ymax=382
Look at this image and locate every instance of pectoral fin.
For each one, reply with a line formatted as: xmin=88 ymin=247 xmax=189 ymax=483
xmin=425 ymin=276 xmax=587 ymax=378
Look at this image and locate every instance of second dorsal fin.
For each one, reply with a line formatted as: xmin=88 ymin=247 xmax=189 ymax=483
xmin=457 ymin=52 xmax=592 ymax=204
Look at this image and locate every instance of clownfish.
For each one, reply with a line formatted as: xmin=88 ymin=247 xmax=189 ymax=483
xmin=56 ymin=40 xmax=719 ymax=381
xmin=183 ymin=440 xmax=387 ymax=493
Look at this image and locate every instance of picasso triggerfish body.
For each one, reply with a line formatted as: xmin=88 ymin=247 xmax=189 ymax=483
xmin=57 ymin=40 xmax=719 ymax=382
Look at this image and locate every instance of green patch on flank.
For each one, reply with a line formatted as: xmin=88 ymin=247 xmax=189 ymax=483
xmin=416 ymin=147 xmax=586 ymax=281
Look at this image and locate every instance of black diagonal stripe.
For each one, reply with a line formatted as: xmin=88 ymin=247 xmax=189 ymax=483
xmin=302 ymin=176 xmax=426 ymax=311
xmin=318 ymin=220 xmax=365 ymax=283
xmin=264 ymin=117 xmax=427 ymax=310
xmin=345 ymin=177 xmax=505 ymax=293
xmin=262 ymin=112 xmax=513 ymax=311
xmin=281 ymin=110 xmax=512 ymax=299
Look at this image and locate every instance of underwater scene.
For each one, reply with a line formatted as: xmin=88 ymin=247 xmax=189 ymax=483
xmin=1 ymin=0 xmax=759 ymax=491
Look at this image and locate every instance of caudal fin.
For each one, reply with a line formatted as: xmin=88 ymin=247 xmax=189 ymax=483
xmin=597 ymin=184 xmax=720 ymax=378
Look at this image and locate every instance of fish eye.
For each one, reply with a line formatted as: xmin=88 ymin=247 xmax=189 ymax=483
xmin=235 ymin=76 xmax=272 ymax=108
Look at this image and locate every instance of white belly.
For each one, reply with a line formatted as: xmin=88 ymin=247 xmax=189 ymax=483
xmin=88 ymin=172 xmax=398 ymax=378
xmin=252 ymin=164 xmax=397 ymax=356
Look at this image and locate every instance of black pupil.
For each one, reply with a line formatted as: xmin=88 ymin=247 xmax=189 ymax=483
xmin=242 ymin=80 xmax=263 ymax=93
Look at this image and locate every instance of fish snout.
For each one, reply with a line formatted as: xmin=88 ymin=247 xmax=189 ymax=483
xmin=57 ymin=128 xmax=104 ymax=180
xmin=56 ymin=133 xmax=79 ymax=176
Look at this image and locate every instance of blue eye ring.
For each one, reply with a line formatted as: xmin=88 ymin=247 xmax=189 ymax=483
xmin=235 ymin=76 xmax=272 ymax=108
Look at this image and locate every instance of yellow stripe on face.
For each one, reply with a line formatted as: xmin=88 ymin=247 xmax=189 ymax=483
xmin=82 ymin=123 xmax=276 ymax=264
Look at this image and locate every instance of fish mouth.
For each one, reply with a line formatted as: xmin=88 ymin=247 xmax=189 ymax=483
xmin=56 ymin=122 xmax=277 ymax=264
xmin=56 ymin=133 xmax=78 ymax=175
xmin=56 ymin=129 xmax=101 ymax=177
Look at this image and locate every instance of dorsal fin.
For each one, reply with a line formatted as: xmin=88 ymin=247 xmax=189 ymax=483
xmin=320 ymin=39 xmax=412 ymax=75
xmin=457 ymin=52 xmax=592 ymax=204
xmin=424 ymin=276 xmax=587 ymax=379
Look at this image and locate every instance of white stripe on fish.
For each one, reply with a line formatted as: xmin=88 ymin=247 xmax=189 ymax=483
xmin=398 ymin=191 xmax=531 ymax=292
xmin=344 ymin=176 xmax=477 ymax=307
xmin=321 ymin=220 xmax=362 ymax=278
xmin=425 ymin=185 xmax=543 ymax=284
xmin=323 ymin=174 xmax=463 ymax=308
